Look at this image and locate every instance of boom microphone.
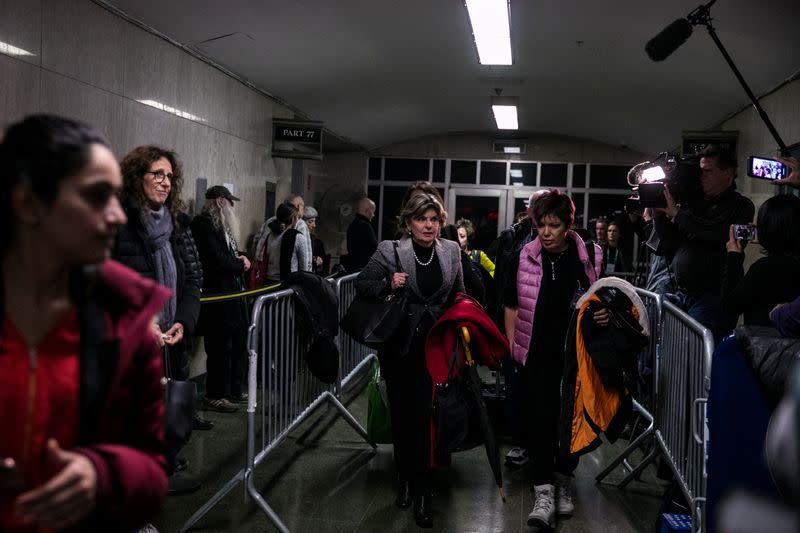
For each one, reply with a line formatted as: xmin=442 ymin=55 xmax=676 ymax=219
xmin=645 ymin=18 xmax=693 ymax=61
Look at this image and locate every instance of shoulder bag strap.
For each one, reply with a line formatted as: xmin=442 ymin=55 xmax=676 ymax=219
xmin=393 ymin=241 xmax=403 ymax=273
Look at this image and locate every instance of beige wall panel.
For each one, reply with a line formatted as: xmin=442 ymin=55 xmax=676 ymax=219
xmin=0 ymin=0 xmax=41 ymax=66
xmin=117 ymin=98 xmax=180 ymax=159
xmin=0 ymin=54 xmax=41 ymax=129
xmin=122 ymin=25 xmax=184 ymax=124
xmin=42 ymin=0 xmax=125 ymax=94
xmin=238 ymin=85 xmax=273 ymax=147
xmin=38 ymin=70 xmax=126 ymax=148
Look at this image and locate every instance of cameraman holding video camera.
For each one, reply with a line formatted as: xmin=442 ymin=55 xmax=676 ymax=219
xmin=652 ymin=145 xmax=755 ymax=342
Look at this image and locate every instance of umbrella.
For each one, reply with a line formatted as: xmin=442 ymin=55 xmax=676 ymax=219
xmin=459 ymin=326 xmax=506 ymax=502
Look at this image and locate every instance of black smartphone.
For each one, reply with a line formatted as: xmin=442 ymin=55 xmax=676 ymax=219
xmin=747 ymin=156 xmax=787 ymax=180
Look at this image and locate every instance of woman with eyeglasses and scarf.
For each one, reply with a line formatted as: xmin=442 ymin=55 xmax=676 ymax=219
xmin=112 ymin=145 xmax=204 ymax=495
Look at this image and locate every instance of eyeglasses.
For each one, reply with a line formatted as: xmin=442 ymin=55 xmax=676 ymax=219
xmin=145 ymin=170 xmax=173 ymax=183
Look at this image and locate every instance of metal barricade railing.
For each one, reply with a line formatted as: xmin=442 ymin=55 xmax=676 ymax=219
xmin=656 ymin=299 xmax=714 ymax=533
xmin=595 ymin=290 xmax=713 ymax=533
xmin=181 ymin=277 xmax=377 ymax=533
xmin=595 ymin=289 xmax=662 ymax=487
xmin=335 ymin=273 xmax=378 ymax=391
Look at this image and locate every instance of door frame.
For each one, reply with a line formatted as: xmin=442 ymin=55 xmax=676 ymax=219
xmin=447 ymin=187 xmax=509 ymax=240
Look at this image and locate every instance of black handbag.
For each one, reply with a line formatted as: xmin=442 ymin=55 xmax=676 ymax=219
xmin=433 ymin=342 xmax=482 ymax=455
xmin=163 ymin=346 xmax=197 ymax=447
xmin=340 ymin=242 xmax=408 ymax=349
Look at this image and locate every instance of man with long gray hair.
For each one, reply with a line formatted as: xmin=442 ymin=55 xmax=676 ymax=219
xmin=191 ymin=185 xmax=251 ymax=413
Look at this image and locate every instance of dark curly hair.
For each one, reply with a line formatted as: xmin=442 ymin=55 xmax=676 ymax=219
xmin=119 ymin=145 xmax=184 ymax=222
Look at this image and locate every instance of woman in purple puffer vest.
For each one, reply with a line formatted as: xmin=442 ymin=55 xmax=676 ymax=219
xmin=502 ymin=189 xmax=604 ymax=530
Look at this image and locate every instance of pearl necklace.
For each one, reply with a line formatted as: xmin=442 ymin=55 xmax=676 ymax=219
xmin=413 ymin=245 xmax=436 ymax=266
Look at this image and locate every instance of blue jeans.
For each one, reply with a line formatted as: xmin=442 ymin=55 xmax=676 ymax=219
xmin=666 ymin=290 xmax=734 ymax=344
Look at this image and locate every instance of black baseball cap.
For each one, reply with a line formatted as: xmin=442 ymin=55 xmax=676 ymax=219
xmin=205 ymin=185 xmax=240 ymax=202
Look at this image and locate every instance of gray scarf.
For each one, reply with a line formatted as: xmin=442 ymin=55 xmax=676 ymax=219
xmin=142 ymin=206 xmax=177 ymax=330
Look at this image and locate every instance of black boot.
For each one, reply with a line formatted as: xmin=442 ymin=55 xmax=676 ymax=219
xmin=413 ymin=494 xmax=433 ymax=528
xmin=395 ymin=479 xmax=412 ymax=509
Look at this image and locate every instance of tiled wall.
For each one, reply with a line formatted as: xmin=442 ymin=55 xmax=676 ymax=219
xmin=0 ymin=0 xmax=294 ymax=245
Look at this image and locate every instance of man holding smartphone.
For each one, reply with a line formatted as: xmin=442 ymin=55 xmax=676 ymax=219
xmin=651 ymin=145 xmax=755 ymax=342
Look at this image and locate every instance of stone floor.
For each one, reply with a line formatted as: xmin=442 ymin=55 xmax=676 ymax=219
xmin=153 ymin=377 xmax=665 ymax=533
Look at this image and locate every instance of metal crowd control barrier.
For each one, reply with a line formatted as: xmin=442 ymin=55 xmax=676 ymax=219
xmin=181 ymin=274 xmax=377 ymax=533
xmin=656 ymin=300 xmax=714 ymax=532
xmin=335 ymin=273 xmax=379 ymax=392
xmin=595 ymin=292 xmax=714 ymax=533
xmin=595 ymin=289 xmax=662 ymax=487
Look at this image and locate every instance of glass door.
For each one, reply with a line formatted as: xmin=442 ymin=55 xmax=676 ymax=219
xmin=447 ymin=188 xmax=508 ymax=252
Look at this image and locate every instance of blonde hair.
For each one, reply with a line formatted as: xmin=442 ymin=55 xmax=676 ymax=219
xmin=455 ymin=218 xmax=475 ymax=237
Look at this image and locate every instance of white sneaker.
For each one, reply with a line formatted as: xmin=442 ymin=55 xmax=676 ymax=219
xmin=527 ymin=484 xmax=556 ymax=528
xmin=554 ymin=473 xmax=575 ymax=516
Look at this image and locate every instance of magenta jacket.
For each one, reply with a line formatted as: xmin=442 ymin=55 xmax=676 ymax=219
xmin=511 ymin=231 xmax=602 ymax=365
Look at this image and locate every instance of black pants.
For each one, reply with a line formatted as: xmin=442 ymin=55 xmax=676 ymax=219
xmin=523 ymin=346 xmax=578 ymax=486
xmin=380 ymin=325 xmax=434 ymax=496
xmin=204 ymin=318 xmax=248 ymax=400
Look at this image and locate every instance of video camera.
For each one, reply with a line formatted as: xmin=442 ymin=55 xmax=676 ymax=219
xmin=626 ymin=152 xmax=702 ymax=211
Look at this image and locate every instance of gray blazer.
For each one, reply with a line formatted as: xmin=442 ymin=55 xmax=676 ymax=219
xmin=354 ymin=236 xmax=464 ymax=354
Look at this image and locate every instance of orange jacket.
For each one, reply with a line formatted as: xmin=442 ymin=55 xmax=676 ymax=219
xmin=562 ymin=284 xmax=646 ymax=456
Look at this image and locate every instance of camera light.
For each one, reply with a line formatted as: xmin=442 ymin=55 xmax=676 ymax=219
xmin=641 ymin=166 xmax=666 ymax=183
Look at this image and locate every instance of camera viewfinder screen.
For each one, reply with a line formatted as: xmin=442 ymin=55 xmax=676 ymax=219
xmin=750 ymin=157 xmax=786 ymax=180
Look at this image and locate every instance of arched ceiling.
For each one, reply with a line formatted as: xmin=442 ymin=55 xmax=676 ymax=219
xmin=104 ymin=0 xmax=800 ymax=155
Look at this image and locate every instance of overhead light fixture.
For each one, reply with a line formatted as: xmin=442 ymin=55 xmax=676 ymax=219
xmin=0 ymin=41 xmax=35 ymax=57
xmin=490 ymin=95 xmax=518 ymax=130
xmin=465 ymin=0 xmax=512 ymax=65
xmin=137 ymin=99 xmax=205 ymax=122
xmin=503 ymin=146 xmax=521 ymax=154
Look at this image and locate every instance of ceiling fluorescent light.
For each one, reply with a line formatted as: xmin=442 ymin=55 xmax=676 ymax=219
xmin=503 ymin=146 xmax=521 ymax=154
xmin=137 ymin=99 xmax=205 ymax=122
xmin=0 ymin=41 xmax=35 ymax=56
xmin=465 ymin=0 xmax=512 ymax=65
xmin=492 ymin=105 xmax=518 ymax=130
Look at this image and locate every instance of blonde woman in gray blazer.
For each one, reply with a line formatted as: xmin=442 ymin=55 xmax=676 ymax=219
xmin=355 ymin=192 xmax=464 ymax=528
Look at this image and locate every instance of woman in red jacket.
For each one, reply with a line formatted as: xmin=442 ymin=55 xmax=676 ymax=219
xmin=0 ymin=115 xmax=169 ymax=532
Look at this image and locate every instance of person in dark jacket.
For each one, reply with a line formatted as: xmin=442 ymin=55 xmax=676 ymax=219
xmin=604 ymin=221 xmax=633 ymax=274
xmin=355 ymin=192 xmax=463 ymax=528
xmin=113 ymin=145 xmax=206 ymax=495
xmin=488 ymin=190 xmax=547 ymax=468
xmin=652 ymin=145 xmax=755 ymax=342
xmin=191 ymin=186 xmax=251 ymax=413
xmin=303 ymin=206 xmax=329 ymax=275
xmin=0 ymin=114 xmax=168 ymax=532
xmin=722 ymin=194 xmax=800 ymax=326
xmin=345 ymin=196 xmax=378 ymax=271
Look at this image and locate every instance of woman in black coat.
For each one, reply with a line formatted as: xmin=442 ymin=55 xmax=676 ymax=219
xmin=723 ymin=194 xmax=800 ymax=325
xmin=354 ymin=192 xmax=464 ymax=528
xmin=112 ymin=145 xmax=204 ymax=494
